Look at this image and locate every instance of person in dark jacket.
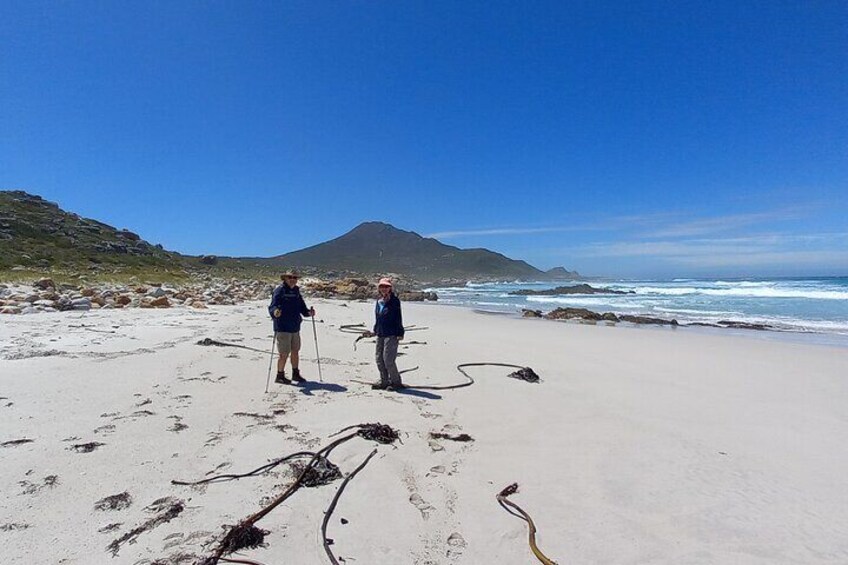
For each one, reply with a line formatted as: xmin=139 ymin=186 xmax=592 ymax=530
xmin=268 ymin=270 xmax=314 ymax=385
xmin=371 ymin=277 xmax=404 ymax=390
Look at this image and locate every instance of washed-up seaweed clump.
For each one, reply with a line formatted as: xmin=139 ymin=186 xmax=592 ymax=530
xmin=293 ymin=456 xmax=342 ymax=487
xmin=508 ymin=367 xmax=541 ymax=383
xmin=1 ymin=438 xmax=34 ymax=447
xmin=94 ymin=492 xmax=132 ymax=511
xmin=355 ymin=423 xmax=399 ymax=444
xmin=107 ymin=498 xmax=184 ymax=556
xmin=213 ymin=522 xmax=269 ymax=557
xmin=70 ymin=441 xmax=105 ymax=453
xmin=430 ymin=432 xmax=474 ymax=442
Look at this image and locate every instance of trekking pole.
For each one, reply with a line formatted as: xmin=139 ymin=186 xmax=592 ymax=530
xmin=311 ymin=315 xmax=323 ymax=382
xmin=265 ymin=332 xmax=277 ymax=394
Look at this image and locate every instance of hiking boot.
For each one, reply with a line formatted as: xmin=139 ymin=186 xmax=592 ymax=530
xmin=275 ymin=371 xmax=291 ymax=385
xmin=386 ymin=383 xmax=406 ymax=392
xmin=371 ymin=382 xmax=389 ymax=390
xmin=291 ymin=368 xmax=305 ymax=383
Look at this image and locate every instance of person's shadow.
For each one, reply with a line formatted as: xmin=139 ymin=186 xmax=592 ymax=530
xmin=296 ymin=381 xmax=348 ymax=396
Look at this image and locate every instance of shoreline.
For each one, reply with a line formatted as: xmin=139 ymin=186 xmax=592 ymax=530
xmin=449 ymin=301 xmax=848 ymax=350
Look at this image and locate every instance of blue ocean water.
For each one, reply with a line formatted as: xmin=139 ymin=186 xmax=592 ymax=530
xmin=426 ymin=277 xmax=848 ymax=344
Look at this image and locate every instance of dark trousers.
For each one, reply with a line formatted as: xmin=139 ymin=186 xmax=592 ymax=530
xmin=375 ymin=336 xmax=401 ymax=386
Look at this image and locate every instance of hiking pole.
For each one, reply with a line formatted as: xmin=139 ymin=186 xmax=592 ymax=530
xmin=265 ymin=332 xmax=277 ymax=394
xmin=311 ymin=315 xmax=323 ymax=382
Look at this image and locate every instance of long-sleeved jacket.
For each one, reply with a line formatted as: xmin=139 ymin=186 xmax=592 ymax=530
xmin=268 ymin=283 xmax=310 ymax=333
xmin=373 ymin=293 xmax=404 ymax=338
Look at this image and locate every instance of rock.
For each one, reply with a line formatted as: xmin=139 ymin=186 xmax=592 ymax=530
xmin=1 ymin=306 xmax=21 ymax=314
xmin=510 ymin=284 xmax=633 ymax=296
xmin=199 ymin=255 xmax=218 ymax=265
xmin=190 ymin=301 xmax=207 ymax=309
xmin=522 ymin=309 xmax=543 ymax=318
xmin=33 ymin=278 xmax=55 ymax=290
xmin=717 ymin=320 xmax=771 ymax=331
xmin=619 ymin=315 xmax=678 ymax=326
xmin=147 ymin=287 xmax=166 ymax=298
xmin=71 ymin=298 xmax=91 ymax=311
xmin=397 ymin=291 xmax=438 ymax=302
xmin=115 ymin=295 xmax=131 ymax=306
xmin=149 ymin=296 xmax=170 ymax=308
xmin=80 ymin=288 xmax=95 ymax=297
xmin=544 ymin=307 xmax=604 ymax=321
xmin=601 ymin=312 xmax=620 ymax=322
xmin=33 ymin=299 xmax=56 ymax=308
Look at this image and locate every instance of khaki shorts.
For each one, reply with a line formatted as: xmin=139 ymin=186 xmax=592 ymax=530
xmin=276 ymin=332 xmax=301 ymax=355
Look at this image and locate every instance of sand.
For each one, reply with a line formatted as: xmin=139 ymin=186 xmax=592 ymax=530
xmin=1 ymin=299 xmax=847 ymax=564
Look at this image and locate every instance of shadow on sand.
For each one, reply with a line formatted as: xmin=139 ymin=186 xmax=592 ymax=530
xmin=296 ymin=381 xmax=348 ymax=396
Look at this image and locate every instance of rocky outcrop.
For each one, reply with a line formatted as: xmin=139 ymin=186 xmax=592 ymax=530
xmin=302 ymin=278 xmax=437 ymax=302
xmin=542 ymin=307 xmax=677 ymax=325
xmin=619 ymin=315 xmax=678 ymax=326
xmin=544 ymin=307 xmax=606 ymax=321
xmin=510 ymin=284 xmax=632 ymax=296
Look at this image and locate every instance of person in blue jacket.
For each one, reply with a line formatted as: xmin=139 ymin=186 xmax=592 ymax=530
xmin=371 ymin=277 xmax=405 ymax=390
xmin=268 ymin=270 xmax=315 ymax=385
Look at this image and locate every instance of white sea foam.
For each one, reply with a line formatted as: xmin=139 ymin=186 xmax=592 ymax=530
xmin=629 ymin=286 xmax=848 ymax=300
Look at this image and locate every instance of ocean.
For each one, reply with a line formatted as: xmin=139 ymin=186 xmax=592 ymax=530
xmin=426 ymin=277 xmax=848 ymax=346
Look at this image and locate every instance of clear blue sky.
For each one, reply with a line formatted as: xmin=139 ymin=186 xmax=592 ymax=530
xmin=2 ymin=1 xmax=846 ymax=278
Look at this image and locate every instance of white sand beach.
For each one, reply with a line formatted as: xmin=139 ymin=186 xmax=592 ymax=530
xmin=2 ymin=300 xmax=847 ymax=564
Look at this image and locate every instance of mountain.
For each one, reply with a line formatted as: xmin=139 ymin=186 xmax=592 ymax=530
xmin=0 ymin=190 xmax=178 ymax=270
xmin=545 ymin=266 xmax=581 ymax=279
xmin=270 ymin=221 xmax=569 ymax=281
xmin=0 ymin=191 xmax=580 ymax=282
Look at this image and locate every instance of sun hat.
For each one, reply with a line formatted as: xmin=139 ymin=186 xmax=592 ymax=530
xmin=377 ymin=277 xmax=393 ymax=287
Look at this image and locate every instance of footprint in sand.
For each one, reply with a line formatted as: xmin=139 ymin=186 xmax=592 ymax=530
xmin=409 ymin=493 xmax=435 ymax=520
xmin=447 ymin=532 xmax=467 ymax=559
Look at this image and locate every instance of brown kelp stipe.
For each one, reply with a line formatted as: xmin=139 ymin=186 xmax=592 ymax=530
xmin=190 ymin=423 xmax=399 ymax=565
xmin=321 ymin=448 xmax=379 ymax=565
xmin=351 ymin=362 xmax=542 ymax=391
xmin=497 ymin=483 xmax=558 ymax=565
xmin=339 ymin=323 xmax=429 ymax=350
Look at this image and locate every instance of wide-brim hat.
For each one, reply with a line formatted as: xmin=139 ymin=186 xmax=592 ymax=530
xmin=282 ymin=269 xmax=300 ymax=278
xmin=377 ymin=277 xmax=393 ymax=287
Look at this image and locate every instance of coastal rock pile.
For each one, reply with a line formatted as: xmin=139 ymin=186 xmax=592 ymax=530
xmin=543 ymin=307 xmax=678 ymax=325
xmin=0 ymin=278 xmax=275 ymax=315
xmin=510 ymin=283 xmax=633 ymax=296
xmin=302 ymin=278 xmax=437 ymax=302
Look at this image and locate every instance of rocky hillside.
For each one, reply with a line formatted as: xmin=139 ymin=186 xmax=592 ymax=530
xmin=0 ymin=190 xmax=178 ymax=271
xmin=269 ymin=221 xmax=574 ymax=282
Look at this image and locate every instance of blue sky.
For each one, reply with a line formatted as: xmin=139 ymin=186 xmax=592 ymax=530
xmin=1 ymin=1 xmax=846 ymax=278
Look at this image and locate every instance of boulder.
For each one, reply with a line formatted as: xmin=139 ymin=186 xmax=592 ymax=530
xmin=147 ymin=287 xmax=167 ymax=298
xmin=522 ymin=309 xmax=543 ymax=318
xmin=115 ymin=295 xmax=132 ymax=306
xmin=80 ymin=288 xmax=95 ymax=297
xmin=34 ymin=277 xmax=55 ymax=290
xmin=150 ymin=295 xmax=171 ymax=308
xmin=71 ymin=297 xmax=91 ymax=311
xmin=149 ymin=296 xmax=170 ymax=308
xmin=544 ymin=307 xmax=604 ymax=321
